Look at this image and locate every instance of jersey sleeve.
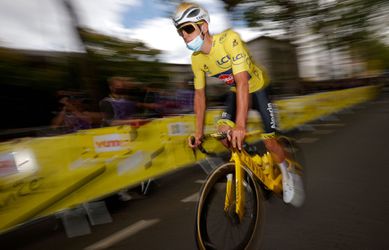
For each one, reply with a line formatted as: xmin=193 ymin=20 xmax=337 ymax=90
xmin=191 ymin=55 xmax=206 ymax=90
xmin=224 ymin=30 xmax=251 ymax=75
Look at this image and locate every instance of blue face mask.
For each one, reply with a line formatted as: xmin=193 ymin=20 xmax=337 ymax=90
xmin=186 ymin=34 xmax=204 ymax=52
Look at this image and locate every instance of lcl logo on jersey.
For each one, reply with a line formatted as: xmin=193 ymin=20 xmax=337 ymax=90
xmin=216 ymin=55 xmax=231 ymax=68
xmin=232 ymin=53 xmax=245 ymax=65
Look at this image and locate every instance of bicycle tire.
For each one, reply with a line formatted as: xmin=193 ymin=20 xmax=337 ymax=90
xmin=195 ymin=162 xmax=264 ymax=250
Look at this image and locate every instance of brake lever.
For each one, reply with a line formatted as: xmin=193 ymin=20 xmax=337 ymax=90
xmin=189 ymin=136 xmax=217 ymax=157
xmin=190 ymin=136 xmax=197 ymax=159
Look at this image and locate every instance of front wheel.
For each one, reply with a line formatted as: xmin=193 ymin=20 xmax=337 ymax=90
xmin=195 ymin=163 xmax=265 ymax=250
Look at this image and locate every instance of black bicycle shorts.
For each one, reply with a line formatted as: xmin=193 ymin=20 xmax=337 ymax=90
xmin=220 ymin=88 xmax=278 ymax=134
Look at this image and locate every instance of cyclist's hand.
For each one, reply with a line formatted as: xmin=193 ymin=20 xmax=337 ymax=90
xmin=188 ymin=134 xmax=203 ymax=148
xmin=228 ymin=126 xmax=246 ymax=150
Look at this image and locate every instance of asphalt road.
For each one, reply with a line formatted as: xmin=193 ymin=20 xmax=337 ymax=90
xmin=1 ymin=92 xmax=389 ymax=250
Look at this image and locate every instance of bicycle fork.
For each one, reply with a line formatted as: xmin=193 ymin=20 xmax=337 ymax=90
xmin=224 ymin=151 xmax=245 ymax=222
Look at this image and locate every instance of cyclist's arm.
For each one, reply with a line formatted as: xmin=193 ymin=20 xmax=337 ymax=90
xmin=234 ymin=71 xmax=249 ymax=130
xmin=230 ymin=71 xmax=249 ymax=149
xmin=224 ymin=30 xmax=251 ymax=129
xmin=194 ymin=88 xmax=206 ymax=140
xmin=190 ymin=57 xmax=207 ymax=147
xmin=224 ymin=30 xmax=252 ymax=149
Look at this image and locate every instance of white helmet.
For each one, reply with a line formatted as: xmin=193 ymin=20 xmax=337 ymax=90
xmin=172 ymin=2 xmax=210 ymax=28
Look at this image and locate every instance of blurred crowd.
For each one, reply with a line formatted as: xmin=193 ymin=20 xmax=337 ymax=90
xmin=50 ymin=76 xmax=195 ymax=133
xmin=0 ymin=73 xmax=385 ymax=140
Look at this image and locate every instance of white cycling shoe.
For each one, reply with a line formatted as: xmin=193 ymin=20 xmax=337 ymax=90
xmin=279 ymin=162 xmax=305 ymax=207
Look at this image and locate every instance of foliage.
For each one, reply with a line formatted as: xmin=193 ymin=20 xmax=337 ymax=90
xmin=224 ymin=0 xmax=389 ymax=73
xmin=226 ymin=0 xmax=388 ymax=46
xmin=351 ymin=38 xmax=389 ymax=71
xmin=77 ymin=28 xmax=169 ymax=100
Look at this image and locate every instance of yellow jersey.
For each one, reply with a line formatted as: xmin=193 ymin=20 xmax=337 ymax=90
xmin=191 ymin=29 xmax=268 ymax=93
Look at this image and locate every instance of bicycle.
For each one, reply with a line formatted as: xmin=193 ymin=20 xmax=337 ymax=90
xmin=193 ymin=130 xmax=305 ymax=250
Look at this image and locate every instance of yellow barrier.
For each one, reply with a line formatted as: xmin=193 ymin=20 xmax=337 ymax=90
xmin=0 ymin=115 xmax=229 ymax=233
xmin=0 ymin=85 xmax=380 ymax=233
xmin=276 ymin=85 xmax=380 ymax=131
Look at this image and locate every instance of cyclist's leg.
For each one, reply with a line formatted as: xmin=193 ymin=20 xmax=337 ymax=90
xmin=251 ymin=87 xmax=286 ymax=163
xmin=220 ymin=91 xmax=236 ymax=123
xmin=252 ymin=88 xmax=305 ymax=205
xmin=217 ymin=91 xmax=236 ymax=147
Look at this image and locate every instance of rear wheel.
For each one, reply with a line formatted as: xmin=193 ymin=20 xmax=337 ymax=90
xmin=195 ymin=163 xmax=264 ymax=250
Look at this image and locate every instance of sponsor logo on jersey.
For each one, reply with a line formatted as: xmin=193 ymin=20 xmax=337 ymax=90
xmin=216 ymin=55 xmax=231 ymax=68
xmin=219 ymin=33 xmax=227 ymax=43
xmin=213 ymin=69 xmax=235 ymax=86
xmin=232 ymin=39 xmax=238 ymax=47
xmin=203 ymin=64 xmax=210 ymax=73
xmin=232 ymin=53 xmax=245 ymax=65
xmin=253 ymin=69 xmax=260 ymax=78
xmin=218 ymin=74 xmax=235 ymax=85
xmin=267 ymin=103 xmax=277 ymax=129
xmin=246 ymin=57 xmax=252 ymax=67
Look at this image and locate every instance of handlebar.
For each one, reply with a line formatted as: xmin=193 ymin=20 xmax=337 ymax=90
xmin=189 ymin=131 xmax=229 ymax=156
xmin=204 ymin=129 xmax=263 ymax=141
xmin=190 ymin=130 xmax=263 ymax=156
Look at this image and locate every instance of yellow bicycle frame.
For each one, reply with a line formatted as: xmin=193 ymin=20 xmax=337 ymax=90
xmin=224 ymin=146 xmax=284 ymax=221
xmin=232 ymin=150 xmax=245 ymax=222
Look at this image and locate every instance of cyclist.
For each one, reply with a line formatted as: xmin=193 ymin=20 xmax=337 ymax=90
xmin=172 ymin=2 xmax=304 ymax=205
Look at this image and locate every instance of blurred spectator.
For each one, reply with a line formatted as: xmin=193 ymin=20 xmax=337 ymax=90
xmin=142 ymin=83 xmax=164 ymax=118
xmin=99 ymin=76 xmax=140 ymax=126
xmin=99 ymin=77 xmax=158 ymax=200
xmin=51 ymin=91 xmax=101 ymax=133
xmin=174 ymin=80 xmax=194 ymax=114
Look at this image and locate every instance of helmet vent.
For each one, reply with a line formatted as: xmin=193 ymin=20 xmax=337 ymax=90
xmin=188 ymin=8 xmax=200 ymax=17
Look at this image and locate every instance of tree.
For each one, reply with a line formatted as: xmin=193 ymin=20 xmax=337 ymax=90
xmin=225 ymin=0 xmax=389 ymax=79
xmin=226 ymin=0 xmax=388 ymax=45
xmin=79 ymin=27 xmax=168 ymax=84
xmin=61 ymin=0 xmax=169 ymax=101
xmin=223 ymin=0 xmax=318 ymax=41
